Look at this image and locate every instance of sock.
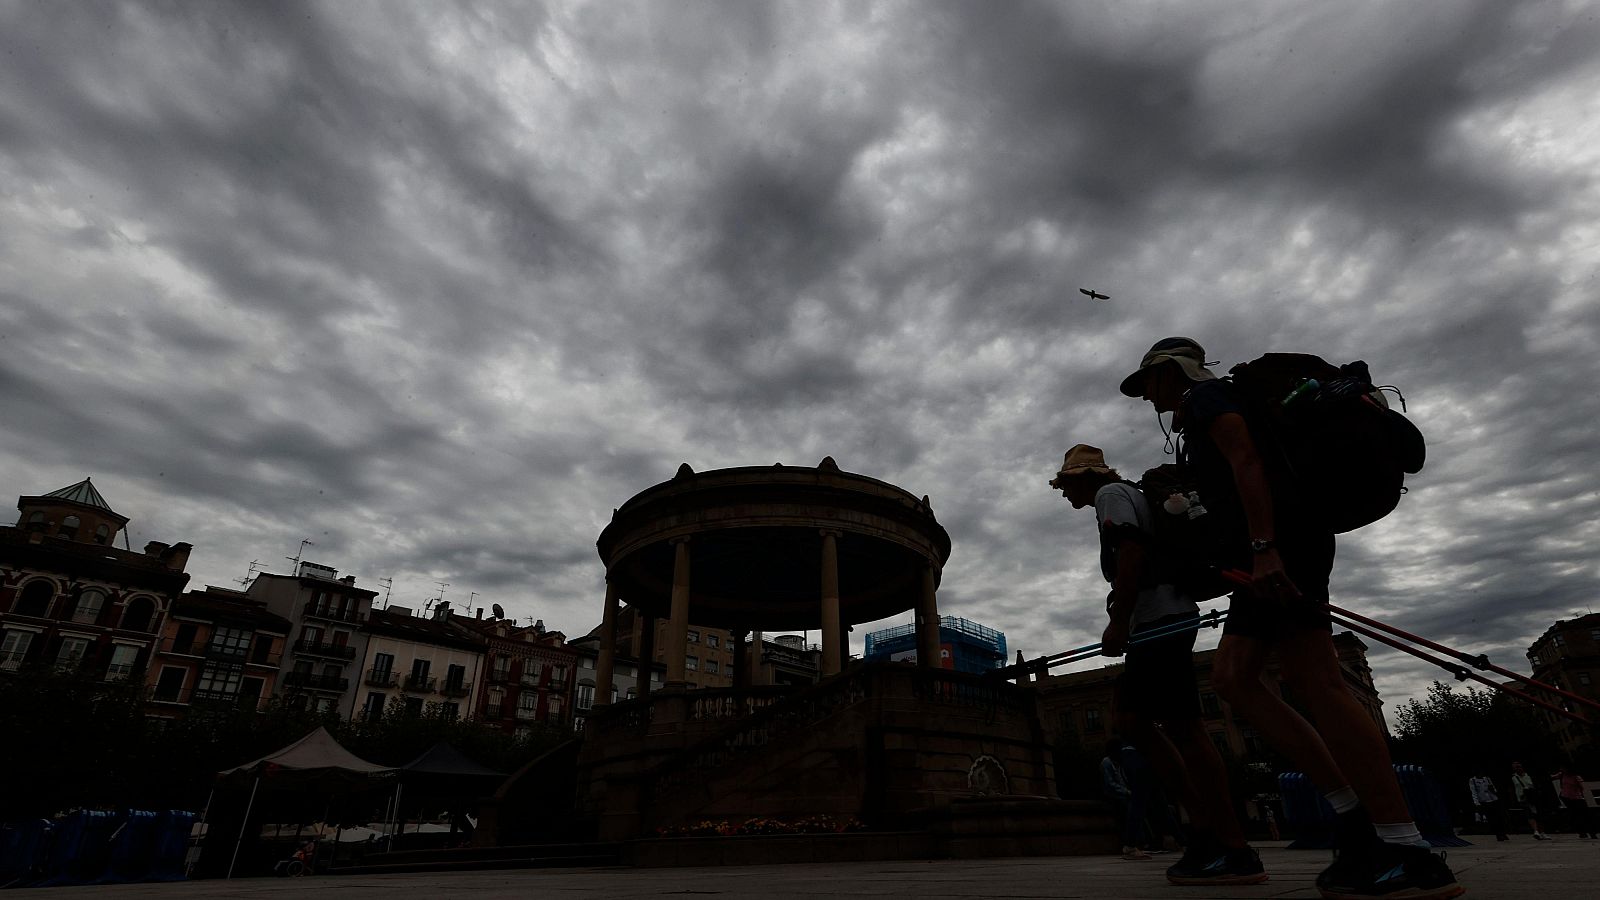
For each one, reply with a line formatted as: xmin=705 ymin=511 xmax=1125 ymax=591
xmin=1375 ymin=822 xmax=1429 ymax=848
xmin=1324 ymin=786 xmax=1360 ymax=814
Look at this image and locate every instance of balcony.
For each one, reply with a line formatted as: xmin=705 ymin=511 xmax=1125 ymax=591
xmin=293 ymin=639 xmax=357 ymax=660
xmin=484 ymin=704 xmax=503 ymax=719
xmin=519 ymin=673 xmax=543 ymax=689
xmin=487 ymin=668 xmax=514 ymax=684
xmin=283 ymin=671 xmax=350 ymax=692
xmin=161 ymin=637 xmax=204 ymax=657
xmin=514 ymin=706 xmax=538 ymax=721
xmin=103 ymin=663 xmax=136 ymax=682
xmin=365 ymin=668 xmax=398 ymax=688
xmin=302 ymin=600 xmax=367 ymax=624
xmin=0 ymin=650 xmax=25 ymax=672
xmin=439 ymin=680 xmax=472 ymax=698
xmin=403 ymin=674 xmax=437 ymax=693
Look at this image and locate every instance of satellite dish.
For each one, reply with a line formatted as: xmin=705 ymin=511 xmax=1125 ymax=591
xmin=492 ymin=603 xmax=505 ymax=620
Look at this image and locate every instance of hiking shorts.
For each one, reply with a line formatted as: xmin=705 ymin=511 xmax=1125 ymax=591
xmin=1115 ymin=612 xmax=1203 ymax=722
xmin=1221 ymin=529 xmax=1336 ymax=641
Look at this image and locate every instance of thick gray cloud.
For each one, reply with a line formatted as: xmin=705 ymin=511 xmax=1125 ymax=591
xmin=2 ymin=1 xmax=1597 ymax=712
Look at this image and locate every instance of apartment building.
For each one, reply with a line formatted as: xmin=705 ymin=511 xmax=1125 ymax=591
xmin=351 ymin=603 xmax=487 ymax=722
xmin=1525 ymin=612 xmax=1600 ymax=759
xmin=244 ymin=563 xmax=376 ymax=715
xmin=0 ymin=478 xmax=190 ymax=683
xmin=462 ymin=615 xmax=577 ymax=735
xmin=145 ymin=586 xmax=291 ymax=719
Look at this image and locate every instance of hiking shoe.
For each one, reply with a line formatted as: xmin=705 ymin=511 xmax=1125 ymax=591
xmin=1166 ymin=844 xmax=1269 ymax=886
xmin=1122 ymin=845 xmax=1151 ymax=860
xmin=1315 ymin=844 xmax=1463 ymax=899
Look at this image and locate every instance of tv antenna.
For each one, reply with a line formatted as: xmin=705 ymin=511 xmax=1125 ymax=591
xmin=377 ymin=577 xmax=394 ymax=609
xmin=287 ymin=539 xmax=315 ymax=571
xmin=434 ymin=581 xmax=449 ymax=601
xmin=234 ymin=560 xmax=262 ymax=588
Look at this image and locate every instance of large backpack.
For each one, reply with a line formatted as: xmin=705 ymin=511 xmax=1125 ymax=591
xmin=1225 ymin=353 xmax=1425 ymax=534
xmin=1137 ymin=464 xmax=1234 ymax=600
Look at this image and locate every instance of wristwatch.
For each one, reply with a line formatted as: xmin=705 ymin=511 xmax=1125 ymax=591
xmin=1250 ymin=537 xmax=1276 ymax=553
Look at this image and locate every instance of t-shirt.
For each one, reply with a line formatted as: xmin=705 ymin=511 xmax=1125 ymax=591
xmin=1094 ymin=482 xmax=1199 ymax=628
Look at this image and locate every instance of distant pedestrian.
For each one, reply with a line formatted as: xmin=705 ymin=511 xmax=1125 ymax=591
xmin=1510 ymin=761 xmax=1551 ymax=840
xmin=1554 ymin=768 xmax=1594 ymax=839
xmin=1467 ymin=770 xmax=1507 ymax=841
xmin=1101 ymin=737 xmax=1149 ymax=859
xmin=1266 ymin=806 xmax=1281 ymax=841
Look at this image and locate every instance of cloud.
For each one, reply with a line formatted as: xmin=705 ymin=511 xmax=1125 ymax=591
xmin=1 ymin=0 xmax=1597 ymax=714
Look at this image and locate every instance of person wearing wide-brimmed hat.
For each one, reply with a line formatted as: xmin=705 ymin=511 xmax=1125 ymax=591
xmin=1050 ymin=443 xmax=1263 ymax=885
xmin=1121 ymin=338 xmax=1461 ymax=900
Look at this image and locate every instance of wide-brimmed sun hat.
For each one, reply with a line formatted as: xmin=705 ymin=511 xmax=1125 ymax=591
xmin=1048 ymin=443 xmax=1114 ymax=489
xmin=1118 ymin=336 xmax=1217 ymax=397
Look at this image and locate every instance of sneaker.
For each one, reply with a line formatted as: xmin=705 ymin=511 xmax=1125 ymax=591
xmin=1316 ymin=844 xmax=1463 ymax=899
xmin=1166 ymin=844 xmax=1269 ymax=886
xmin=1533 ymin=832 xmax=1552 ymax=841
xmin=1122 ymin=845 xmax=1151 ymax=860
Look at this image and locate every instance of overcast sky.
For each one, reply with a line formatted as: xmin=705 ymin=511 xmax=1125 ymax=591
xmin=3 ymin=1 xmax=1597 ymax=712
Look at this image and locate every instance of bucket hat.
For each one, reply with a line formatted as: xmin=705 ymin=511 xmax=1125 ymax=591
xmin=1048 ymin=443 xmax=1114 ymax=489
xmin=1119 ymin=336 xmax=1216 ymax=397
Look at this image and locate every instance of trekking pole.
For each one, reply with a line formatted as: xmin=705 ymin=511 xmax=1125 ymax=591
xmin=1326 ymin=612 xmax=1589 ymax=726
xmin=1327 ymin=602 xmax=1600 ymax=717
xmin=991 ymin=609 xmax=1227 ymax=679
xmin=1215 ymin=567 xmax=1600 ymax=720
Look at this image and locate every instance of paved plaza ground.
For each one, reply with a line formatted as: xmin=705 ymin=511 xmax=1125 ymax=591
xmin=10 ymin=839 xmax=1597 ymax=899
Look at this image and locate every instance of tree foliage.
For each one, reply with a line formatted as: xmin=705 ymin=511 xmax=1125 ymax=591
xmin=1391 ymin=681 xmax=1562 ymax=793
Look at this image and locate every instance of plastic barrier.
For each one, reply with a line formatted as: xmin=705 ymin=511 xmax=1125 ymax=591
xmin=3 ymin=810 xmax=197 ymax=886
xmin=0 ymin=819 xmax=53 ymax=888
xmin=1278 ymin=772 xmax=1337 ymax=849
xmin=1395 ymin=765 xmax=1470 ymax=847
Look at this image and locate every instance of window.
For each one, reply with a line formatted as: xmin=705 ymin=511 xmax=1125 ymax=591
xmin=1210 ymin=732 xmax=1231 ymax=757
xmin=320 ymin=663 xmax=342 ymax=680
xmin=403 ymin=697 xmax=424 ymax=717
xmin=1590 ymin=629 xmax=1600 ymax=642
xmin=626 ymin=687 xmax=637 ymax=700
xmin=1084 ymin=707 xmax=1103 ymax=733
xmin=1 ymin=631 xmax=33 ymax=670
xmin=553 ymin=664 xmax=567 ymax=683
xmin=25 ymin=512 xmax=45 ymax=533
xmin=364 ymin=692 xmax=386 ymax=720
xmin=55 ymin=637 xmax=90 ymax=671
xmin=441 ymin=702 xmax=459 ymax=721
xmin=610 ymin=684 xmax=618 ymax=704
xmin=239 ymin=677 xmax=264 ymax=708
xmin=1201 ymin=692 xmax=1222 ymax=717
xmin=71 ymin=589 xmax=106 ymax=625
xmin=576 ymin=682 xmax=595 ymax=710
xmin=446 ymin=663 xmax=466 ymax=690
xmin=120 ymin=597 xmax=156 ymax=632
xmin=1581 ymin=672 xmax=1593 ymax=686
xmin=209 ymin=626 xmax=251 ymax=658
xmin=518 ymin=691 xmax=539 ymax=714
xmin=93 ymin=525 xmax=110 ymax=545
xmin=105 ymin=644 xmax=139 ymax=681
xmin=58 ymin=515 xmax=80 ymax=541
xmin=707 ymin=634 xmax=719 ymax=648
xmin=300 ymin=624 xmax=323 ymax=646
xmin=686 ymin=655 xmax=698 ymax=671
xmin=580 ymin=656 xmax=594 ymax=669
xmin=1555 ymin=635 xmax=1566 ymax=647
xmin=195 ymin=662 xmax=243 ymax=699
xmin=153 ymin=666 xmax=186 ymax=701
xmin=251 ymin=636 xmax=274 ymax=664
xmin=492 ymin=656 xmax=511 ymax=679
xmin=687 ymin=630 xmax=700 ymax=643
xmin=372 ymin=652 xmax=395 ymax=677
xmin=706 ymin=659 xmax=719 ymax=674
xmin=14 ymin=581 xmax=53 ymax=617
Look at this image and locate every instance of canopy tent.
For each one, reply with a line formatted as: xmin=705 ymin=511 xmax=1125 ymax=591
xmin=212 ymin=728 xmax=393 ymax=878
xmin=219 ymin=726 xmax=392 ymax=781
xmin=399 ymin=742 xmax=506 ymax=782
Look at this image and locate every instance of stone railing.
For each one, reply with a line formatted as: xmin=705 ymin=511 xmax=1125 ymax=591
xmin=643 ymin=672 xmax=871 ymax=808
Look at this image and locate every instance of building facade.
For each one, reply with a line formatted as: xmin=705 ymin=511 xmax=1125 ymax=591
xmin=612 ymin=605 xmax=737 ymax=690
xmin=145 ymin=586 xmax=291 ymax=719
xmin=1525 ymin=612 xmax=1600 ymax=759
xmin=864 ymin=615 xmax=1008 ymax=674
xmin=350 ymin=603 xmax=487 ymax=722
xmin=569 ymin=626 xmax=664 ymax=732
xmin=1 ymin=478 xmax=190 ymax=686
xmin=244 ymin=563 xmax=377 ymax=715
xmin=462 ymin=615 xmax=577 ymax=735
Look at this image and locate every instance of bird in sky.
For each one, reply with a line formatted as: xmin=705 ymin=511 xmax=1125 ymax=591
xmin=1079 ymin=288 xmax=1110 ymax=300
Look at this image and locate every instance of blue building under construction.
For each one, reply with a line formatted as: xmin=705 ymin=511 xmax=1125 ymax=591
xmin=863 ymin=616 xmax=1007 ymax=674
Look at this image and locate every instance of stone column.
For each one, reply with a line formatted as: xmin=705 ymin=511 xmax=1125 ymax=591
xmin=593 ymin=578 xmax=620 ymax=707
xmin=819 ymin=530 xmax=842 ymax=676
xmin=1014 ymin=649 xmax=1030 ymax=685
xmin=637 ymin=613 xmax=656 ymax=703
xmin=665 ymin=536 xmax=691 ymax=687
xmin=732 ymin=629 xmax=749 ymax=692
xmin=916 ymin=563 xmax=941 ymax=669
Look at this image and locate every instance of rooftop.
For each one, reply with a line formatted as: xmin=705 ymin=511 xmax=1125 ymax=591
xmin=41 ymin=476 xmax=115 ymax=511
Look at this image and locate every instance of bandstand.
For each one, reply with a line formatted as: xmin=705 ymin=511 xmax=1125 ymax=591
xmin=569 ymin=459 xmax=1108 ymax=855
